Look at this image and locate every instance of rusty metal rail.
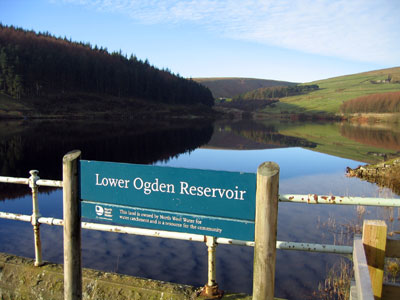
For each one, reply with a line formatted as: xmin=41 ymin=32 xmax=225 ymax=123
xmin=0 ymin=211 xmax=354 ymax=254
xmin=0 ymin=175 xmax=63 ymax=187
xmin=0 ymin=171 xmax=398 ymax=287
xmin=280 ymin=194 xmax=400 ymax=206
xmin=0 ymin=171 xmax=62 ymax=266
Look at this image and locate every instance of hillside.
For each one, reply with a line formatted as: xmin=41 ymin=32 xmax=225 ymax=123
xmin=234 ymin=84 xmax=319 ymax=101
xmin=261 ymin=67 xmax=400 ymax=116
xmin=194 ymin=77 xmax=296 ymax=99
xmin=0 ymin=25 xmax=214 ymax=118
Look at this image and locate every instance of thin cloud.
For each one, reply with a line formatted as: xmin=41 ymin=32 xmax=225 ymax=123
xmin=58 ymin=0 xmax=400 ymax=64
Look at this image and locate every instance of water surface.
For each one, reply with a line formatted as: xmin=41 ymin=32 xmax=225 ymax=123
xmin=0 ymin=119 xmax=399 ymax=299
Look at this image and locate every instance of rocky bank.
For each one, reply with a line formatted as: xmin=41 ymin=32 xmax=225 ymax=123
xmin=346 ymin=158 xmax=400 ymax=195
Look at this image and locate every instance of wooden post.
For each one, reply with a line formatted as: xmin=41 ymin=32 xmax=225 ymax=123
xmin=63 ymin=150 xmax=82 ymax=300
xmin=253 ymin=162 xmax=279 ymax=300
xmin=353 ymin=235 xmax=375 ymax=300
xmin=362 ymin=220 xmax=387 ymax=300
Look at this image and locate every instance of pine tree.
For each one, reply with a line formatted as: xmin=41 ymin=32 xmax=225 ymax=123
xmin=13 ymin=74 xmax=23 ymax=99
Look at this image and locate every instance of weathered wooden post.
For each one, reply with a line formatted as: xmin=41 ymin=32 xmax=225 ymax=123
xmin=362 ymin=220 xmax=387 ymax=300
xmin=63 ymin=150 xmax=82 ymax=300
xmin=253 ymin=162 xmax=279 ymax=300
xmin=352 ymin=234 xmax=375 ymax=300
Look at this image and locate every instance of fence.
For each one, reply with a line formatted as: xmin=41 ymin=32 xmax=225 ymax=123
xmin=351 ymin=220 xmax=400 ymax=300
xmin=1 ymin=158 xmax=400 ymax=299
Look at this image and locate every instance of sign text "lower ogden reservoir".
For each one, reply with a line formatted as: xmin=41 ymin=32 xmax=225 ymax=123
xmin=95 ymin=174 xmax=247 ymax=200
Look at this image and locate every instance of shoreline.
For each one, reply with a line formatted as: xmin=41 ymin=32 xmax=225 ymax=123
xmin=0 ymin=92 xmax=220 ymax=121
xmin=214 ymin=105 xmax=400 ymax=123
xmin=2 ymin=90 xmax=400 ymax=123
xmin=346 ymin=157 xmax=400 ymax=195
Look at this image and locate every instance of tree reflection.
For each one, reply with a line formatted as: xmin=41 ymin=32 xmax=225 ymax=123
xmin=0 ymin=120 xmax=213 ymax=200
xmin=340 ymin=123 xmax=400 ymax=152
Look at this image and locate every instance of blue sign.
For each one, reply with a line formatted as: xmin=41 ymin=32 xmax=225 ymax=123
xmin=80 ymin=160 xmax=256 ymax=240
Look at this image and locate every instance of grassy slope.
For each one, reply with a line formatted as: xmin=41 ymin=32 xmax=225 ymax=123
xmin=194 ymin=77 xmax=296 ymax=99
xmin=263 ymin=67 xmax=400 ymax=115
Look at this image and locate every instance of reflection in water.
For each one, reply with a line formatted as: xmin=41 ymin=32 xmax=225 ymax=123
xmin=229 ymin=120 xmax=317 ymax=148
xmin=339 ymin=123 xmax=400 ymax=194
xmin=340 ymin=123 xmax=400 ymax=153
xmin=0 ymin=119 xmax=213 ymax=200
xmin=0 ymin=119 xmax=399 ymax=299
xmin=206 ymin=120 xmax=317 ymax=150
xmin=0 ymin=120 xmax=214 ymax=178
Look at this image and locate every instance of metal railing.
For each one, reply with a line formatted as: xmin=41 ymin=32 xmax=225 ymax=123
xmin=2 ymin=171 xmax=383 ymax=256
xmin=0 ymin=171 xmax=63 ymax=266
xmin=1 ymin=170 xmax=399 ymax=291
xmin=280 ymin=193 xmax=400 ymax=206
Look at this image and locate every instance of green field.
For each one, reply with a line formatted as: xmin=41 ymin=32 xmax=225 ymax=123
xmin=262 ymin=67 xmax=400 ymax=115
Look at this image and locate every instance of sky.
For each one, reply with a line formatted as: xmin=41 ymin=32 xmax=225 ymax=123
xmin=1 ymin=0 xmax=399 ymax=82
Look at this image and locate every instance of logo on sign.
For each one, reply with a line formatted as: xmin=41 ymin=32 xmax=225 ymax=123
xmin=95 ymin=205 xmax=104 ymax=216
xmin=95 ymin=205 xmax=113 ymax=218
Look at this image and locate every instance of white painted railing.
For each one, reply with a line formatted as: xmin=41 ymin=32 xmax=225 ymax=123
xmin=2 ymin=171 xmax=399 ymax=259
xmin=1 ymin=170 xmax=399 ymax=298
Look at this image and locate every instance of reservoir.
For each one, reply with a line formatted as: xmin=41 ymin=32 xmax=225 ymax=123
xmin=0 ymin=119 xmax=399 ymax=299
